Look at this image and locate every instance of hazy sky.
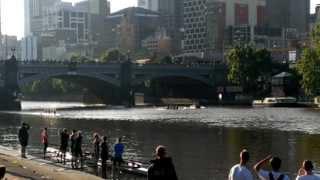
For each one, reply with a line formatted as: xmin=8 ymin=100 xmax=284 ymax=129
xmin=0 ymin=0 xmax=318 ymax=39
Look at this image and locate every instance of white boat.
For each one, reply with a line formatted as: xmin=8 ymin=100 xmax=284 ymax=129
xmin=252 ymin=97 xmax=303 ymax=107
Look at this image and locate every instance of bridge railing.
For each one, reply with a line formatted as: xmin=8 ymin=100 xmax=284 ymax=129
xmin=132 ymin=62 xmax=226 ymax=70
xmin=0 ymin=59 xmax=226 ymax=70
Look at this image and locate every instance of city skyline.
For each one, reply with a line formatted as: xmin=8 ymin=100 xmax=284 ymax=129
xmin=0 ymin=0 xmax=318 ymax=39
xmin=1 ymin=0 xmax=137 ymax=39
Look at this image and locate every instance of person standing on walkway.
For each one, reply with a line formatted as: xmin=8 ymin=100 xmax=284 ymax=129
xmin=296 ymin=160 xmax=320 ymax=180
xmin=228 ymin=149 xmax=253 ymax=180
xmin=92 ymin=133 xmax=101 ymax=164
xmin=254 ymin=155 xmax=290 ymax=180
xmin=18 ymin=122 xmax=30 ymax=158
xmin=70 ymin=129 xmax=77 ymax=168
xmin=101 ymin=136 xmax=109 ymax=179
xmin=59 ymin=128 xmax=69 ymax=164
xmin=113 ymin=137 xmax=124 ymax=178
xmin=148 ymin=145 xmax=178 ymax=180
xmin=41 ymin=128 xmax=49 ymax=159
xmin=113 ymin=137 xmax=124 ymax=166
xmin=75 ymin=131 xmax=83 ymax=169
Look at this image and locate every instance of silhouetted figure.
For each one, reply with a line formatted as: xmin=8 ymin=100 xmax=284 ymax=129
xmin=75 ymin=131 xmax=83 ymax=169
xmin=296 ymin=160 xmax=320 ymax=180
xmin=228 ymin=149 xmax=253 ymax=180
xmin=254 ymin=155 xmax=290 ymax=180
xmin=18 ymin=122 xmax=30 ymax=158
xmin=70 ymin=130 xmax=77 ymax=168
xmin=93 ymin=133 xmax=101 ymax=164
xmin=41 ymin=128 xmax=48 ymax=159
xmin=101 ymin=136 xmax=109 ymax=179
xmin=0 ymin=165 xmax=6 ymax=179
xmin=148 ymin=145 xmax=178 ymax=180
xmin=59 ymin=128 xmax=69 ymax=164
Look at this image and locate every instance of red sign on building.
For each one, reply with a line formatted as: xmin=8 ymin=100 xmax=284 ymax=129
xmin=257 ymin=6 xmax=266 ymax=26
xmin=235 ymin=3 xmax=248 ymax=25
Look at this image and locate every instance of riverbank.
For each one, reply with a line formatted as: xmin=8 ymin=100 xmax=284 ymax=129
xmin=0 ymin=146 xmax=102 ymax=180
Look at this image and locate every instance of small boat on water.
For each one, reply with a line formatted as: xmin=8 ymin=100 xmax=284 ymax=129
xmin=253 ymin=97 xmax=307 ymax=107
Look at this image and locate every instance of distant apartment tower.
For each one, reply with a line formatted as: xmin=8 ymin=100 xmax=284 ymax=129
xmin=266 ymin=0 xmax=310 ymax=33
xmin=24 ymin=0 xmax=39 ymax=36
xmin=317 ymin=5 xmax=320 ymax=23
xmin=24 ymin=0 xmax=60 ymax=36
xmin=183 ymin=0 xmax=266 ymax=54
xmin=21 ymin=36 xmax=38 ymax=60
xmin=89 ymin=0 xmax=110 ymax=16
xmin=24 ymin=0 xmax=110 ymax=59
xmin=38 ymin=2 xmax=90 ymax=43
xmin=138 ymin=0 xmax=184 ymax=53
xmin=138 ymin=0 xmax=159 ymax=12
xmin=105 ymin=7 xmax=161 ymax=52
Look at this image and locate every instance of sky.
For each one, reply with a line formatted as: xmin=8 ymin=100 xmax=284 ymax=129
xmin=0 ymin=0 xmax=318 ymax=39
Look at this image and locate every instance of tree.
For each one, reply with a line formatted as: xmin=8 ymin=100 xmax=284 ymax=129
xmin=132 ymin=48 xmax=151 ymax=60
xmin=227 ymin=45 xmax=272 ymax=95
xmin=296 ymin=23 xmax=320 ymax=96
xmin=297 ymin=48 xmax=320 ymax=96
xmin=100 ymin=49 xmax=126 ymax=63
xmin=70 ymin=54 xmax=90 ymax=63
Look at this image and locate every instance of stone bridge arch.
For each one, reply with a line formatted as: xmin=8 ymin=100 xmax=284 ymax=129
xmin=18 ymin=71 xmax=123 ymax=105
xmin=132 ymin=73 xmax=217 ymax=101
xmin=18 ymin=71 xmax=120 ymax=88
xmin=132 ymin=73 xmax=215 ymax=87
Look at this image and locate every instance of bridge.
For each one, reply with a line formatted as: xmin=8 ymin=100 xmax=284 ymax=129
xmin=0 ymin=55 xmax=227 ymax=110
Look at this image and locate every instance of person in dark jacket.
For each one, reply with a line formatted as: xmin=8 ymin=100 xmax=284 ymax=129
xmin=70 ymin=129 xmax=77 ymax=168
xmin=148 ymin=145 xmax=178 ymax=180
xmin=75 ymin=131 xmax=83 ymax=169
xmin=18 ymin=122 xmax=30 ymax=158
xmin=92 ymin=133 xmax=100 ymax=164
xmin=59 ymin=128 xmax=69 ymax=164
xmin=101 ymin=136 xmax=109 ymax=179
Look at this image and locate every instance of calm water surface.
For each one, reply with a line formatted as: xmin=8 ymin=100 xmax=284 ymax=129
xmin=1 ymin=101 xmax=320 ymax=180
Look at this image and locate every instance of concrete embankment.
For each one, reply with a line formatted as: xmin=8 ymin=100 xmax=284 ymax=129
xmin=0 ymin=146 xmax=102 ymax=180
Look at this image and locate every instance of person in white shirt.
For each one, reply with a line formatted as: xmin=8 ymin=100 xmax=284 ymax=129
xmin=228 ymin=149 xmax=253 ymax=180
xmin=296 ymin=160 xmax=320 ymax=180
xmin=254 ymin=155 xmax=290 ymax=180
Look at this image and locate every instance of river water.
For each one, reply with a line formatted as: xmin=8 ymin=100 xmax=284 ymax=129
xmin=0 ymin=101 xmax=320 ymax=180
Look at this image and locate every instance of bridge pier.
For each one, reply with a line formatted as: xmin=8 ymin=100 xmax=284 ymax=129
xmin=0 ymin=56 xmax=21 ymax=111
xmin=120 ymin=60 xmax=134 ymax=107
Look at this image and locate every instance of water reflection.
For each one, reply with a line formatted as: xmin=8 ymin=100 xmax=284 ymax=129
xmin=0 ymin=103 xmax=320 ymax=179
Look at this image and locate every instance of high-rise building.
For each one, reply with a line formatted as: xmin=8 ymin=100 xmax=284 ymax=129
xmin=105 ymin=7 xmax=161 ymax=52
xmin=89 ymin=0 xmax=110 ymax=16
xmin=24 ymin=0 xmax=60 ymax=36
xmin=21 ymin=36 xmax=39 ymax=60
xmin=266 ymin=0 xmax=310 ymax=33
xmin=183 ymin=0 xmax=207 ymax=54
xmin=183 ymin=0 xmax=266 ymax=55
xmin=138 ymin=0 xmax=184 ymax=53
xmin=317 ymin=6 xmax=320 ymax=23
xmin=138 ymin=0 xmax=159 ymax=12
xmin=23 ymin=0 xmax=110 ymax=59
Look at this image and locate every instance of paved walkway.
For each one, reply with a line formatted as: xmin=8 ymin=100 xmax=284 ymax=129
xmin=0 ymin=146 xmax=103 ymax=180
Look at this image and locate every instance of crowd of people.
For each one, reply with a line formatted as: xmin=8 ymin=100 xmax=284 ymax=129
xmin=43 ymin=127 xmax=125 ymax=178
xmin=229 ymin=149 xmax=320 ymax=180
xmin=18 ymin=123 xmax=319 ymax=180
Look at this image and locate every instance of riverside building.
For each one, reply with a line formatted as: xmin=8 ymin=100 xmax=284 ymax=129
xmin=23 ymin=0 xmax=110 ymax=60
xmin=182 ymin=0 xmax=266 ymax=58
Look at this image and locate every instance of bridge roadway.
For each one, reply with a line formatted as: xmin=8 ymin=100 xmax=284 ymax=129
xmin=0 ymin=56 xmax=227 ymax=110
